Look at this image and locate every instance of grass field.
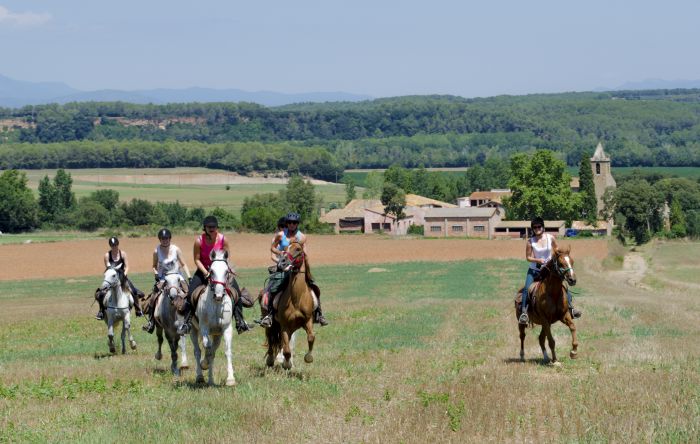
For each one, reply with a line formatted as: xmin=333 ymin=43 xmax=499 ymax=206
xmin=20 ymin=168 xmax=348 ymax=215
xmin=1 ymin=242 xmax=698 ymax=442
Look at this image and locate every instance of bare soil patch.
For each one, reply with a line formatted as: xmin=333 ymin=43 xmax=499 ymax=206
xmin=0 ymin=236 xmax=608 ymax=281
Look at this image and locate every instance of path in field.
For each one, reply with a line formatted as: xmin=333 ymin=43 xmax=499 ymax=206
xmin=0 ymin=236 xmax=609 ymax=281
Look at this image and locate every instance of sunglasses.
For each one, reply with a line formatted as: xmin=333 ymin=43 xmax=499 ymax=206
xmin=532 ymin=225 xmax=543 ymax=229
xmin=205 ymin=225 xmax=217 ymax=229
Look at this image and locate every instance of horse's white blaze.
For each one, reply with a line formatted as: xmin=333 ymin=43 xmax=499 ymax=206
xmin=564 ymin=256 xmax=576 ymax=282
xmin=190 ymin=251 xmax=235 ymax=386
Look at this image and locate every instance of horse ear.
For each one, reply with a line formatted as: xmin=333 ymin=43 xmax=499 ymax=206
xmin=223 ymin=250 xmax=229 ymax=260
xmin=210 ymin=249 xmax=216 ymax=261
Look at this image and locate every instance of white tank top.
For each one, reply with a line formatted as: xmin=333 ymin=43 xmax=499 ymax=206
xmin=155 ymin=245 xmax=179 ymax=276
xmin=529 ymin=234 xmax=552 ymax=270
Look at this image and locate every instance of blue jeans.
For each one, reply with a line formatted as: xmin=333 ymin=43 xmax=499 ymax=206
xmin=521 ymin=268 xmax=538 ymax=311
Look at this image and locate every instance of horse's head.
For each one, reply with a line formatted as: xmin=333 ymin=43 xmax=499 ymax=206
xmin=208 ymin=249 xmax=232 ymax=302
xmin=162 ymin=261 xmax=183 ymax=300
xmin=552 ymin=246 xmax=576 ymax=286
xmin=101 ymin=264 xmax=123 ymax=291
xmin=284 ymin=241 xmax=305 ymax=271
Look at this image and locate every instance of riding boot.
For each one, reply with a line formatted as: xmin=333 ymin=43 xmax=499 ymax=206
xmin=142 ymin=297 xmax=156 ymax=333
xmin=314 ymin=300 xmax=329 ymax=326
xmin=567 ymin=289 xmax=582 ymax=319
xmin=177 ymin=303 xmax=192 ymax=336
xmin=258 ymin=290 xmax=274 ymax=328
xmin=519 ymin=293 xmax=529 ymax=325
xmin=233 ymin=299 xmax=251 ymax=334
xmin=95 ymin=298 xmax=105 ymax=320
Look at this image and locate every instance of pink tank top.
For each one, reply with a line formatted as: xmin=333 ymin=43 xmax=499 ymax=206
xmin=199 ymin=233 xmax=225 ymax=269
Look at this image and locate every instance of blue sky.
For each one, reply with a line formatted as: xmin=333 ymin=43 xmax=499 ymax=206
xmin=1 ymin=0 xmax=699 ymax=98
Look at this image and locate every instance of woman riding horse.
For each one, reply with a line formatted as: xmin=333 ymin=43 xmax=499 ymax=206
xmin=259 ymin=212 xmax=328 ymax=327
xmin=95 ymin=236 xmax=144 ymax=320
xmin=519 ymin=216 xmax=581 ymax=325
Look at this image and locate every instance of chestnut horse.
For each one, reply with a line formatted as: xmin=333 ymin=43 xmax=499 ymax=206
xmin=515 ymin=246 xmax=579 ymax=364
xmin=265 ymin=241 xmax=316 ymax=370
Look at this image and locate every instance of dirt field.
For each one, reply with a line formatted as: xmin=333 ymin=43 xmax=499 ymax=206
xmin=0 ymin=235 xmax=608 ymax=280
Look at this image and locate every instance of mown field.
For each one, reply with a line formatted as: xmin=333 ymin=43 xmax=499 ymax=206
xmin=1 ymin=241 xmax=698 ymax=442
xmin=21 ymin=168 xmax=348 ymax=215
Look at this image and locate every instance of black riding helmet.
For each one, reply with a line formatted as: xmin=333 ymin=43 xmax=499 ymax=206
xmin=530 ymin=216 xmax=545 ymax=228
xmin=158 ymin=228 xmax=172 ymax=239
xmin=202 ymin=215 xmax=218 ymax=228
xmin=285 ymin=212 xmax=301 ymax=223
xmin=277 ymin=217 xmax=287 ymax=230
xmin=108 ymin=236 xmax=119 ymax=247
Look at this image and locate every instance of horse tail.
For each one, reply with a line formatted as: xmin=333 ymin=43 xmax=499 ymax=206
xmin=265 ymin=320 xmax=282 ymax=358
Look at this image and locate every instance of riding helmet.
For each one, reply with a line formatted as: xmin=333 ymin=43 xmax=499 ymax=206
xmin=202 ymin=215 xmax=218 ymax=228
xmin=277 ymin=217 xmax=287 ymax=230
xmin=285 ymin=212 xmax=301 ymax=223
xmin=158 ymin=228 xmax=172 ymax=239
xmin=530 ymin=216 xmax=545 ymax=228
xmin=108 ymin=236 xmax=119 ymax=246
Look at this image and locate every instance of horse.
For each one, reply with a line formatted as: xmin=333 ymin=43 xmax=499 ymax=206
xmin=515 ymin=246 xmax=578 ymax=364
xmin=265 ymin=241 xmax=316 ymax=370
xmin=190 ymin=249 xmax=237 ymax=386
xmin=152 ymin=264 xmax=190 ymax=376
xmin=98 ymin=265 xmax=137 ymax=354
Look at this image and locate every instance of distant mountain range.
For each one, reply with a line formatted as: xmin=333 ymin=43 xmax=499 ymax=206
xmin=0 ymin=74 xmax=373 ymax=108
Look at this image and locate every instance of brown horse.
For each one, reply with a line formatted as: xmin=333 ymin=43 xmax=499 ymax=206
xmin=515 ymin=246 xmax=579 ymax=364
xmin=265 ymin=241 xmax=316 ymax=370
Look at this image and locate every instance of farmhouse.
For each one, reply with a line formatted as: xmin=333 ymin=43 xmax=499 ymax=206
xmin=423 ymin=207 xmax=503 ymax=238
xmin=494 ymin=220 xmax=566 ymax=239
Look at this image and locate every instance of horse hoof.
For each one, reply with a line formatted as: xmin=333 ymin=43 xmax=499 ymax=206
xmin=552 ymin=361 xmax=562 ymax=368
xmin=130 ymin=341 xmax=137 ymax=351
xmin=155 ymin=351 xmax=163 ymax=361
xmin=570 ymin=350 xmax=578 ymax=359
xmin=225 ymin=378 xmax=236 ymax=387
xmin=200 ymin=358 xmax=209 ymax=370
xmin=282 ymin=360 xmax=292 ymax=370
xmin=265 ymin=354 xmax=275 ymax=367
xmin=304 ymin=353 xmax=313 ymax=364
xmin=180 ymin=363 xmax=189 ymax=370
xmin=196 ymin=375 xmax=205 ymax=384
xmin=109 ymin=346 xmax=116 ymax=354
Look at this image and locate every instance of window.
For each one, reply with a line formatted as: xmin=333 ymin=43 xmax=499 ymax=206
xmin=382 ymin=223 xmax=391 ymax=230
xmin=473 ymin=225 xmax=485 ymax=232
xmin=371 ymin=223 xmax=380 ymax=231
xmin=430 ymin=226 xmax=442 ymax=233
xmin=452 ymin=225 xmax=464 ymax=232
xmin=596 ymin=163 xmax=600 ymax=175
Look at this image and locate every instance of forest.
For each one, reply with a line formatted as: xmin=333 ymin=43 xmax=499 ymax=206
xmin=2 ymin=89 xmax=700 ymax=173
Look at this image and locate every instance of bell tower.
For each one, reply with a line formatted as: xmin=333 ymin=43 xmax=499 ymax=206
xmin=590 ymin=142 xmax=616 ymax=216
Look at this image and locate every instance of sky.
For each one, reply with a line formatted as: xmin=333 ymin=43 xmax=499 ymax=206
xmin=1 ymin=0 xmax=699 ymax=98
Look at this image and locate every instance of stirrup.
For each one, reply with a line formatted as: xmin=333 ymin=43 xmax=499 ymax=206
xmin=258 ymin=314 xmax=273 ymax=328
xmin=177 ymin=322 xmax=191 ymax=336
xmin=142 ymin=320 xmax=155 ymax=334
xmin=95 ymin=311 xmax=104 ymax=321
xmin=316 ymin=314 xmax=329 ymax=326
xmin=570 ymin=307 xmax=582 ymax=319
xmin=518 ymin=312 xmax=529 ymax=325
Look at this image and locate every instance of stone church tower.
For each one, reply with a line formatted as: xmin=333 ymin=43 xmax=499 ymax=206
xmin=590 ymin=142 xmax=616 ymax=216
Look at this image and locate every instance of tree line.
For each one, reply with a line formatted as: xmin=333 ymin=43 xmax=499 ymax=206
xmin=3 ymin=91 xmax=700 ymax=171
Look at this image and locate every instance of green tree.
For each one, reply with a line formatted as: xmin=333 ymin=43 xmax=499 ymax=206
xmin=0 ymin=170 xmax=39 ymax=233
xmin=282 ymin=175 xmax=318 ymax=226
xmin=90 ymin=189 xmax=120 ymax=211
xmin=578 ymin=155 xmax=598 ymax=224
xmin=504 ymin=150 xmax=577 ymax=221
xmin=362 ymin=172 xmax=383 ymax=199
xmin=241 ymin=193 xmax=283 ymax=233
xmin=75 ymin=200 xmax=109 ymax=231
xmin=122 ymin=199 xmax=154 ymax=226
xmin=381 ymin=182 xmax=406 ymax=220
xmin=344 ymin=177 xmax=357 ymax=204
xmin=38 ymin=175 xmax=58 ymax=222
xmin=53 ymin=169 xmax=76 ymax=213
xmin=612 ymin=179 xmax=664 ymax=244
xmin=669 ymin=199 xmax=687 ymax=238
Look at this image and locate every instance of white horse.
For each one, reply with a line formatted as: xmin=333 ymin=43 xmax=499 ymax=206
xmin=99 ymin=265 xmax=137 ymax=354
xmin=153 ymin=265 xmax=190 ymax=375
xmin=190 ymin=249 xmax=236 ymax=386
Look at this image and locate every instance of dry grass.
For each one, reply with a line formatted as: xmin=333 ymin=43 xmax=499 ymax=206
xmin=1 ymin=248 xmax=699 ymax=443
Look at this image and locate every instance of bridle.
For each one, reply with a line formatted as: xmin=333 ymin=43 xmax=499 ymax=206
xmin=208 ymin=258 xmax=235 ymax=298
xmin=101 ymin=267 xmax=129 ymax=310
xmin=284 ymin=248 xmax=305 ymax=271
xmin=551 ymin=252 xmax=574 ymax=280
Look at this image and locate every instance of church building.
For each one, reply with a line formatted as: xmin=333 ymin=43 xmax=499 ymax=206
xmin=590 ymin=142 xmax=616 ymax=217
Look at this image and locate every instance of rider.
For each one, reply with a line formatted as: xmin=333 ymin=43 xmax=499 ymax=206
xmin=259 ymin=212 xmax=328 ymax=327
xmin=177 ymin=215 xmax=251 ymax=336
xmin=143 ymin=228 xmax=191 ymax=333
xmin=96 ymin=237 xmax=144 ymax=320
xmin=519 ymin=217 xmax=582 ymax=325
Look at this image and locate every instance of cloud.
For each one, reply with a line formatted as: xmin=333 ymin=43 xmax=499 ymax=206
xmin=0 ymin=5 xmax=51 ymax=27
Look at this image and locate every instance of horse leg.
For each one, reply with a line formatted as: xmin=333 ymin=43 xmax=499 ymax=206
xmin=120 ymin=318 xmax=127 ymax=354
xmin=168 ymin=334 xmax=179 ymax=376
xmin=281 ymin=329 xmax=293 ymax=370
xmin=223 ymin=325 xmax=236 ymax=386
xmin=155 ymin=326 xmax=164 ymax=360
xmin=303 ymin=318 xmax=315 ymax=364
xmin=179 ymin=336 xmax=189 ymax=369
xmin=107 ymin=317 xmax=116 ymax=354
xmin=200 ymin=330 xmax=211 ymax=371
xmin=208 ymin=335 xmax=221 ymax=386
xmin=546 ymin=325 xmax=557 ymax=363
xmin=519 ymin=324 xmax=526 ymax=362
xmin=191 ymin=330 xmax=205 ymax=384
xmin=126 ymin=314 xmax=136 ymax=351
xmin=563 ymin=315 xmax=579 ymax=359
xmin=538 ymin=326 xmax=549 ymax=364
